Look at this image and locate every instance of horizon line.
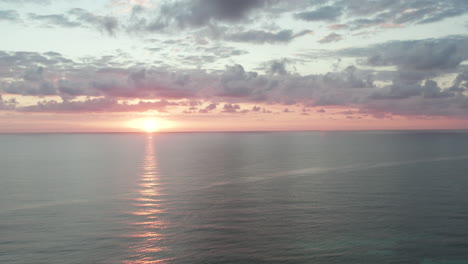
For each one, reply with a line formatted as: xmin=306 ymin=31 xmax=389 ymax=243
xmin=2 ymin=128 xmax=468 ymax=134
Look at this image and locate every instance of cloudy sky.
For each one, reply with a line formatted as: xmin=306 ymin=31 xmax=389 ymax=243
xmin=1 ymin=0 xmax=468 ymax=132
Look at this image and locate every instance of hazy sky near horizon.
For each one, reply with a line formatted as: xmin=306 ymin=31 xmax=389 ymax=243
xmin=1 ymin=0 xmax=468 ymax=132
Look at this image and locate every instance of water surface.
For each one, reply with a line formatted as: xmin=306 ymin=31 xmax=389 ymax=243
xmin=1 ymin=131 xmax=468 ymax=263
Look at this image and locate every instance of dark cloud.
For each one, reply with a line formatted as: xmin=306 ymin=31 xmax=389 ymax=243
xmin=26 ymin=9 xmax=119 ymax=35
xmin=6 ymin=0 xmax=468 ymax=42
xmin=0 ymin=95 xmax=17 ymax=110
xmin=199 ymin=103 xmax=217 ymax=113
xmin=0 ymin=51 xmax=73 ymax=75
xmin=318 ymin=32 xmax=342 ymax=43
xmin=294 ymin=6 xmax=342 ymax=21
xmin=125 ymin=0 xmax=314 ymax=45
xmin=451 ymin=71 xmax=468 ymax=91
xmin=0 ymin=9 xmax=20 ymax=22
xmin=2 ymin=80 xmax=57 ymax=96
xmin=418 ymin=1 xmax=468 ymax=24
xmin=68 ymin=8 xmax=119 ymax=36
xmin=224 ymin=29 xmax=311 ymax=44
xmin=252 ymin=106 xmax=261 ymax=112
xmin=371 ymin=80 xmax=456 ymax=100
xmin=265 ymin=59 xmax=290 ymax=75
xmin=55 ymin=1 xmax=468 ymax=39
xmin=2 ymin=49 xmax=468 ymax=117
xmin=18 ymin=98 xmax=178 ymax=113
xmin=149 ymin=0 xmax=274 ymax=30
xmin=0 ymin=50 xmax=372 ymax=107
xmin=28 ymin=13 xmax=81 ymax=27
xmin=333 ymin=0 xmax=468 ymax=31
xmin=340 ymin=36 xmax=468 ymax=81
xmin=222 ymin=103 xmax=241 ymax=113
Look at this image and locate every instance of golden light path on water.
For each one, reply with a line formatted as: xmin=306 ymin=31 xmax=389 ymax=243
xmin=123 ymin=135 xmax=173 ymax=264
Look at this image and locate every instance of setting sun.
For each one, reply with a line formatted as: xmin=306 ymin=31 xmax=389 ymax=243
xmin=127 ymin=118 xmax=175 ymax=133
xmin=143 ymin=119 xmax=158 ymax=133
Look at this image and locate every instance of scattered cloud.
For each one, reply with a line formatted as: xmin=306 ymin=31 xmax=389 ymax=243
xmin=222 ymin=103 xmax=241 ymax=113
xmin=319 ymin=32 xmax=342 ymax=43
xmin=68 ymin=8 xmax=119 ymax=36
xmin=25 ymin=9 xmax=119 ymax=35
xmin=149 ymin=0 xmax=274 ymax=29
xmin=224 ymin=29 xmax=311 ymax=44
xmin=199 ymin=103 xmax=217 ymax=113
xmin=294 ymin=6 xmax=342 ymax=21
xmin=0 ymin=95 xmax=17 ymax=110
xmin=28 ymin=13 xmax=81 ymax=28
xmin=18 ymin=98 xmax=178 ymax=113
xmin=0 ymin=9 xmax=20 ymax=22
xmin=340 ymin=36 xmax=468 ymax=81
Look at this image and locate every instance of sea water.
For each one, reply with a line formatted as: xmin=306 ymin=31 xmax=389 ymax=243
xmin=1 ymin=131 xmax=468 ymax=264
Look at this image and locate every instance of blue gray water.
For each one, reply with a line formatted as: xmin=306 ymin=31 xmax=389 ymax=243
xmin=1 ymin=131 xmax=468 ymax=264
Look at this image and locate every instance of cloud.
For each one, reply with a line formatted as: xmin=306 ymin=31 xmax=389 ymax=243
xmin=264 ymin=59 xmax=291 ymax=75
xmin=2 ymin=49 xmax=468 ymax=118
xmin=335 ymin=0 xmax=468 ymax=31
xmin=3 ymin=81 xmax=57 ymax=96
xmin=452 ymin=71 xmax=468 ymax=91
xmin=340 ymin=36 xmax=468 ymax=81
xmin=26 ymin=9 xmax=119 ymax=35
xmin=0 ymin=95 xmax=17 ymax=110
xmin=222 ymin=103 xmax=241 ymax=113
xmin=28 ymin=13 xmax=81 ymax=28
xmin=0 ymin=9 xmax=20 ymax=22
xmin=199 ymin=103 xmax=217 ymax=113
xmin=18 ymin=98 xmax=178 ymax=113
xmin=6 ymin=0 xmax=468 ymax=43
xmin=224 ymin=29 xmax=311 ymax=44
xmin=150 ymin=0 xmax=274 ymax=29
xmin=294 ymin=6 xmax=342 ymax=21
xmin=125 ymin=0 xmax=314 ymax=45
xmin=319 ymin=32 xmax=342 ymax=43
xmin=68 ymin=8 xmax=119 ymax=36
xmin=371 ymin=80 xmax=456 ymax=100
xmin=252 ymin=105 xmax=261 ymax=112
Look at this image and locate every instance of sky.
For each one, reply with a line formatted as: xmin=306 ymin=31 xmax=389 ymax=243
xmin=1 ymin=0 xmax=468 ymax=132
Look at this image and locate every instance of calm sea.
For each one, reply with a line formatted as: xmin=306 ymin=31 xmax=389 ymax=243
xmin=1 ymin=131 xmax=468 ymax=264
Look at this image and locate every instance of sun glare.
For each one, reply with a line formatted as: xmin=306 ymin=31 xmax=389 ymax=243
xmin=143 ymin=119 xmax=158 ymax=133
xmin=127 ymin=117 xmax=174 ymax=133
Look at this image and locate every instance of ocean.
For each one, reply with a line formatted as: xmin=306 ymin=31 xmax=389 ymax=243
xmin=1 ymin=131 xmax=468 ymax=264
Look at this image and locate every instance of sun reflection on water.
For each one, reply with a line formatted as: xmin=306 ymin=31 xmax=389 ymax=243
xmin=124 ymin=135 xmax=172 ymax=264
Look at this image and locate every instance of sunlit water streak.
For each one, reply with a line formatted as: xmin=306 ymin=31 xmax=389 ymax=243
xmin=123 ymin=135 xmax=173 ymax=264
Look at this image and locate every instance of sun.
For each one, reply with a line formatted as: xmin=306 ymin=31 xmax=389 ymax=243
xmin=143 ymin=119 xmax=159 ymax=133
xmin=128 ymin=117 xmax=173 ymax=133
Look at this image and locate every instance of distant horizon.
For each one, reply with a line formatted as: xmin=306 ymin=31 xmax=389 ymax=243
xmin=3 ymin=128 xmax=468 ymax=134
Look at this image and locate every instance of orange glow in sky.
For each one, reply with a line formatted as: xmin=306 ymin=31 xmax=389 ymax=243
xmin=125 ymin=118 xmax=176 ymax=133
xmin=143 ymin=119 xmax=158 ymax=133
